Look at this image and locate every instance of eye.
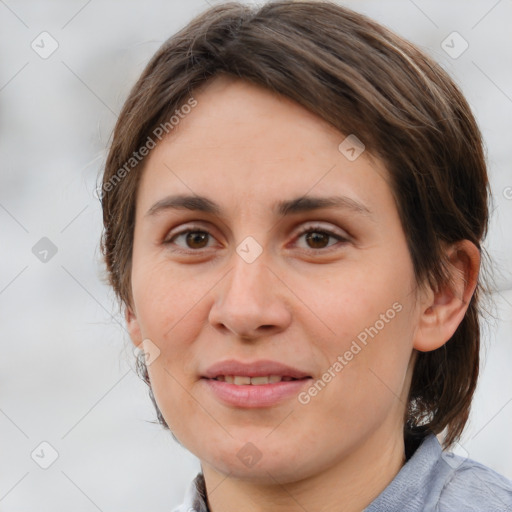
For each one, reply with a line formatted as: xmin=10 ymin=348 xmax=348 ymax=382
xmin=293 ymin=224 xmax=349 ymax=251
xmin=164 ymin=226 xmax=218 ymax=252
xmin=164 ymin=223 xmax=349 ymax=254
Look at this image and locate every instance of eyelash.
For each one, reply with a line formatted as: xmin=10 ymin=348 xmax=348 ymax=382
xmin=164 ymin=223 xmax=349 ymax=254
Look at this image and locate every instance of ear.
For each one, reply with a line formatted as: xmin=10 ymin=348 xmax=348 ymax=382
xmin=413 ymin=240 xmax=480 ymax=352
xmin=125 ymin=304 xmax=143 ymax=347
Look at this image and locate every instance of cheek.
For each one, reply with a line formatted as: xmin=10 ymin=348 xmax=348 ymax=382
xmin=311 ymin=258 xmax=412 ymax=344
xmin=130 ymin=258 xmax=208 ymax=390
xmin=294 ymin=291 xmax=414 ymax=445
xmin=131 ymin=252 xmax=204 ymax=336
xmin=307 ymin=253 xmax=416 ymax=400
xmin=133 ymin=270 xmax=212 ymax=436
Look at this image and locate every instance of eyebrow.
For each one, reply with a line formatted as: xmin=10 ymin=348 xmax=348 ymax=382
xmin=145 ymin=194 xmax=373 ymax=218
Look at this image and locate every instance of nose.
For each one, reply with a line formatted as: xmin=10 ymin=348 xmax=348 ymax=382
xmin=208 ymin=249 xmax=292 ymax=340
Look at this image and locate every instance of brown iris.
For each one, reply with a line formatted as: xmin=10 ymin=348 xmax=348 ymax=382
xmin=305 ymin=231 xmax=330 ymax=249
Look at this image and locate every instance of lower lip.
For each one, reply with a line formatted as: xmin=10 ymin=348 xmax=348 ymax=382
xmin=202 ymin=378 xmax=312 ymax=408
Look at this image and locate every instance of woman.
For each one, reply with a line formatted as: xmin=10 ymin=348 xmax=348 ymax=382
xmin=100 ymin=1 xmax=512 ymax=510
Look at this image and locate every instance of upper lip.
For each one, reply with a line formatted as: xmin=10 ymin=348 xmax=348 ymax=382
xmin=202 ymin=359 xmax=312 ymax=379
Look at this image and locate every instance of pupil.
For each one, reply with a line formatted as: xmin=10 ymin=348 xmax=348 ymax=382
xmin=187 ymin=231 xmax=208 ymax=248
xmin=306 ymin=232 xmax=328 ymax=248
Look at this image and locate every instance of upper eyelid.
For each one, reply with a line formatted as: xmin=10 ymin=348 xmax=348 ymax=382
xmin=166 ymin=220 xmax=347 ymax=238
xmin=294 ymin=223 xmax=348 ymax=238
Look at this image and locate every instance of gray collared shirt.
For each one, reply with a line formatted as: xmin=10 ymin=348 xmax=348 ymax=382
xmin=172 ymin=434 xmax=512 ymax=511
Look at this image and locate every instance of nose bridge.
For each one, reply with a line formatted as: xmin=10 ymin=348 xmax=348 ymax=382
xmin=208 ymin=240 xmax=291 ymax=338
xmin=223 ymin=222 xmax=270 ymax=297
xmin=225 ymin=242 xmax=270 ymax=309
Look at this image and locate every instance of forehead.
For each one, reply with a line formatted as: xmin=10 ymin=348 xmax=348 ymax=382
xmin=165 ymin=75 xmax=345 ymax=162
xmin=136 ymin=75 xmax=391 ymax=216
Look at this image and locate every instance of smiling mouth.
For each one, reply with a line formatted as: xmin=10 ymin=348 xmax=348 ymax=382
xmin=208 ymin=375 xmax=310 ymax=385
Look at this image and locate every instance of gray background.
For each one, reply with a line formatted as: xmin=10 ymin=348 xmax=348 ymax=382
xmin=0 ymin=0 xmax=511 ymax=510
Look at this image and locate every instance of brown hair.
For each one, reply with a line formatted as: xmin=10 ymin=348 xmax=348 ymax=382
xmin=101 ymin=0 xmax=489 ymax=448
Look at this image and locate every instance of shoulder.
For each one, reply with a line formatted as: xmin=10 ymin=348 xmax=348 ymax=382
xmin=365 ymin=434 xmax=512 ymax=512
xmin=436 ymin=453 xmax=512 ymax=511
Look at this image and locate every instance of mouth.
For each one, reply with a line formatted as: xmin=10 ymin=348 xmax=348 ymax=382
xmin=202 ymin=358 xmax=312 ymax=381
xmin=206 ymin=375 xmax=310 ymax=385
xmin=201 ymin=375 xmax=312 ymax=408
xmin=200 ymin=360 xmax=313 ymax=408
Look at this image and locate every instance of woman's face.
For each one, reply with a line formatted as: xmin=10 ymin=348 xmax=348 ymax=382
xmin=127 ymin=75 xmax=424 ymax=483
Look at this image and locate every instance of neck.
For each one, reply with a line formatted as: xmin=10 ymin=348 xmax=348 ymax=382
xmin=201 ymin=429 xmax=406 ymax=512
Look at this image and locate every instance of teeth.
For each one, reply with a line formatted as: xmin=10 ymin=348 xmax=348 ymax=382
xmin=250 ymin=376 xmax=271 ymax=385
xmin=234 ymin=376 xmax=251 ymax=385
xmin=214 ymin=375 xmax=295 ymax=385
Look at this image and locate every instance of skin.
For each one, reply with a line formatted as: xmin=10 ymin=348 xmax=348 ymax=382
xmin=126 ymin=74 xmax=480 ymax=512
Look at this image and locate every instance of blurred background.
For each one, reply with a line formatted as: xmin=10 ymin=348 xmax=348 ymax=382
xmin=0 ymin=0 xmax=511 ymax=510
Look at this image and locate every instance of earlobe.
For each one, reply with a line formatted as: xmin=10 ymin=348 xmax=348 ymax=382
xmin=125 ymin=305 xmax=143 ymax=347
xmin=413 ymin=240 xmax=480 ymax=352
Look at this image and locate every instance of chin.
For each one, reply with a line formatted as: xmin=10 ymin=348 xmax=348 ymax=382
xmin=196 ymin=438 xmax=318 ymax=484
